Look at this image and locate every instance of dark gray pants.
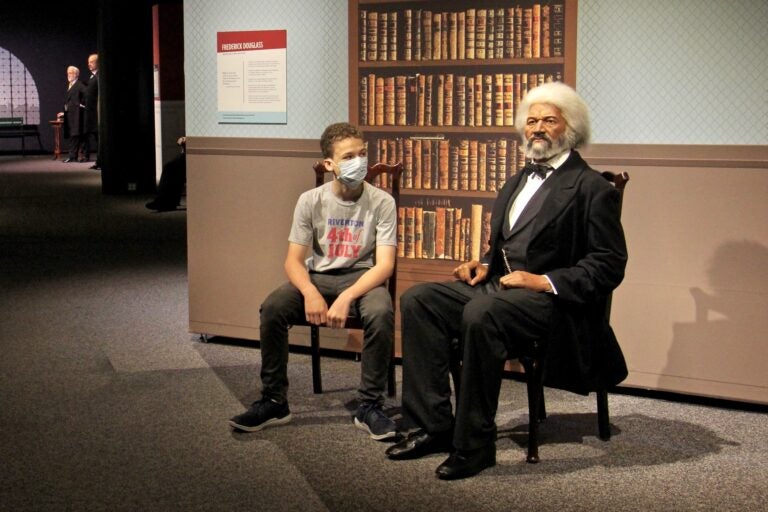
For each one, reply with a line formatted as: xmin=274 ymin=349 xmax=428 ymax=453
xmin=399 ymin=279 xmax=554 ymax=451
xmin=259 ymin=269 xmax=393 ymax=404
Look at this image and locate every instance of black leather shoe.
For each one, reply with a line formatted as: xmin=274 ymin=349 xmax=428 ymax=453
xmin=385 ymin=429 xmax=453 ymax=460
xmin=89 ymin=164 xmax=100 ymax=170
xmin=435 ymin=445 xmax=496 ymax=480
xmin=62 ymin=158 xmax=74 ymax=163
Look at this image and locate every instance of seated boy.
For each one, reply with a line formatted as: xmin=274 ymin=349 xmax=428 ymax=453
xmin=229 ymin=122 xmax=398 ymax=440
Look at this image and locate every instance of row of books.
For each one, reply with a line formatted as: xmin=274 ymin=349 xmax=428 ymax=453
xmin=397 ymin=204 xmax=492 ymax=262
xmin=360 ymin=4 xmax=564 ymax=62
xmin=360 ymin=73 xmax=561 ymax=127
xmin=370 ymin=136 xmax=528 ymax=193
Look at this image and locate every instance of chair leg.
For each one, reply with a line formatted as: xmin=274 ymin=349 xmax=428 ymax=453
xmin=597 ymin=389 xmax=611 ymax=440
xmin=310 ymin=325 xmax=322 ymax=394
xmin=387 ymin=352 xmax=396 ymax=397
xmin=520 ymin=356 xmax=544 ymax=463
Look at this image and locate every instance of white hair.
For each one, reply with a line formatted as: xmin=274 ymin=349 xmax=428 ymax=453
xmin=515 ymin=82 xmax=591 ymax=148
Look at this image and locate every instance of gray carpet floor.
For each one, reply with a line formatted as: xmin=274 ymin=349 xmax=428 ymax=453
xmin=1 ymin=156 xmax=766 ymax=511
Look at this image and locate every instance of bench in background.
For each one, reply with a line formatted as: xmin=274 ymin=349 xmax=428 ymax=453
xmin=0 ymin=117 xmax=44 ymax=155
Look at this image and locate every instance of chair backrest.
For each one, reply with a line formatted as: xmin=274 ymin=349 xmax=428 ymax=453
xmin=600 ymin=170 xmax=629 ymax=213
xmin=312 ymin=160 xmax=404 ymax=302
xmin=599 ymin=170 xmax=630 ymax=317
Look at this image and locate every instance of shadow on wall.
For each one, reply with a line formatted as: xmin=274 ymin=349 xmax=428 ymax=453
xmin=668 ymin=240 xmax=768 ymax=394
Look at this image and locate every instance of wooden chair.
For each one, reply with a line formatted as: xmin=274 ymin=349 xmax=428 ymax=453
xmin=451 ymin=170 xmax=629 ymax=463
xmin=304 ymin=161 xmax=403 ymax=397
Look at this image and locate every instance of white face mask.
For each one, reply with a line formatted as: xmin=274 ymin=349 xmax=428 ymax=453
xmin=336 ymin=156 xmax=368 ymax=188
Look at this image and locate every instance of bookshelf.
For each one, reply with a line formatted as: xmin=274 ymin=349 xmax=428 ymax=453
xmin=347 ymin=0 xmax=578 ymax=313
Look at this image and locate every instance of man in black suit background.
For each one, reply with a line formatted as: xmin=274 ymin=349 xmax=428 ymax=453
xmin=386 ymin=82 xmax=628 ymax=480
xmin=82 ymin=53 xmax=100 ymax=168
xmin=58 ymin=66 xmax=86 ymax=163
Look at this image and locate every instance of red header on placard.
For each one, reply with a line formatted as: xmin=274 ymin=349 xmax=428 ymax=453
xmin=217 ymin=30 xmax=287 ymax=53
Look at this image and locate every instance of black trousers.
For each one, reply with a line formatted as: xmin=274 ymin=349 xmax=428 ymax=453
xmin=399 ymin=278 xmax=554 ymax=451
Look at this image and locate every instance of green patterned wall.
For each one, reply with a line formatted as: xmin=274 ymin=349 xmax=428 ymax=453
xmin=185 ymin=0 xmax=768 ymax=144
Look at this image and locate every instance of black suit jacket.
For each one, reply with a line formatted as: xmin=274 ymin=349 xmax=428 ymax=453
xmin=63 ymin=81 xmax=86 ymax=138
xmin=484 ymin=150 xmax=629 ymax=394
xmin=83 ymin=72 xmax=99 ymax=133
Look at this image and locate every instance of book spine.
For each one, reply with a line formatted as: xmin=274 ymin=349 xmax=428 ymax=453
xmin=422 ymin=138 xmax=432 ymax=189
xmin=441 ymin=12 xmax=448 ymax=61
xmin=552 ymin=3 xmax=564 ymax=57
xmin=487 ymin=140 xmax=497 ymax=193
xmin=469 ymin=139 xmax=478 ymax=191
xmin=360 ymin=10 xmax=367 ymax=61
xmin=470 ymin=204 xmax=483 ymax=261
xmin=384 ymin=76 xmax=395 ymax=125
xmin=438 ymin=139 xmax=450 ymax=190
xmin=449 ymin=12 xmax=458 ymax=60
xmin=486 ymin=8 xmax=495 ymax=60
xmin=541 ymin=5 xmax=551 ymax=58
xmin=389 ymin=11 xmax=398 ymax=60
xmin=475 ymin=9 xmax=486 ymax=59
xmin=449 ymin=144 xmax=459 ymax=191
xmin=404 ymin=9 xmax=412 ymax=60
xmin=436 ymin=74 xmax=444 ymax=126
xmin=403 ymin=138 xmax=413 ymax=189
xmin=473 ymin=73 xmax=482 ymax=127
xmin=459 ymin=139 xmax=469 ymax=191
xmin=456 ymin=75 xmax=466 ymax=126
xmin=445 ymin=208 xmax=455 ymax=261
xmin=504 ymin=8 xmax=515 ymax=58
xmin=395 ymin=75 xmax=407 ymax=126
xmin=414 ymin=10 xmax=422 ymax=61
xmin=360 ymin=75 xmax=368 ymax=126
xmin=422 ymin=10 xmax=432 ymax=61
xmin=412 ymin=139 xmax=422 ymax=189
xmin=404 ymin=206 xmax=415 ymax=259
xmin=416 ymin=74 xmax=426 ymax=127
xmin=478 ymin=141 xmax=487 ymax=192
xmin=453 ymin=208 xmax=463 ymax=261
xmin=457 ymin=11 xmax=465 ymax=60
xmin=465 ymin=9 xmax=475 ymax=60
xmin=497 ymin=138 xmax=508 ymax=190
xmin=483 ymin=74 xmax=493 ymax=127
xmin=435 ymin=206 xmax=446 ymax=259
xmin=414 ymin=207 xmax=423 ymax=258
xmin=425 ymin=74 xmax=433 ymax=126
xmin=514 ymin=6 xmax=523 ymax=58
xmin=432 ymin=12 xmax=442 ymax=60
xmin=422 ymin=210 xmax=435 ymax=259
xmin=494 ymin=73 xmax=504 ymax=127
xmin=378 ymin=12 xmax=388 ymax=61
xmin=532 ymin=4 xmax=541 ymax=59
xmin=375 ymin=77 xmax=384 ymax=126
xmin=444 ymin=73 xmax=453 ymax=126
xmin=367 ymin=12 xmax=378 ymax=61
xmin=523 ymin=8 xmax=533 ymax=59
xmin=495 ymin=8 xmax=505 ymax=59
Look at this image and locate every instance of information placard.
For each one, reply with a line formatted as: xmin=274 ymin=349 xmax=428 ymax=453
xmin=216 ymin=29 xmax=287 ymax=124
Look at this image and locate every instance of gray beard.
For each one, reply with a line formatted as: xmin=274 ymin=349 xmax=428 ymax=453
xmin=525 ymin=133 xmax=570 ymax=161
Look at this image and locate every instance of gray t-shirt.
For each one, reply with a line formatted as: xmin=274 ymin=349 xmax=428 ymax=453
xmin=288 ymin=181 xmax=397 ymax=272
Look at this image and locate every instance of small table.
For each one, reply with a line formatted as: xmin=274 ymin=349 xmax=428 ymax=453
xmin=49 ymin=119 xmax=63 ymax=160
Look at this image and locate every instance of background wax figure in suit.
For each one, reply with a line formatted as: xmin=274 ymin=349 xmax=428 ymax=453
xmin=386 ymin=82 xmax=628 ymax=480
xmin=82 ymin=53 xmax=100 ymax=168
xmin=58 ymin=66 xmax=87 ymax=163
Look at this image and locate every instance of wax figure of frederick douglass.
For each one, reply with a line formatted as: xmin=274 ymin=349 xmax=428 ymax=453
xmin=386 ymin=82 xmax=628 ymax=480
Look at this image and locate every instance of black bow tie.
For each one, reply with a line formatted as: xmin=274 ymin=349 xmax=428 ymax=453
xmin=523 ymin=162 xmax=553 ymax=180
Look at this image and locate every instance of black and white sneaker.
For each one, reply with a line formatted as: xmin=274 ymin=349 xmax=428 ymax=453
xmin=354 ymin=401 xmax=397 ymax=441
xmin=229 ymin=398 xmax=292 ymax=432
